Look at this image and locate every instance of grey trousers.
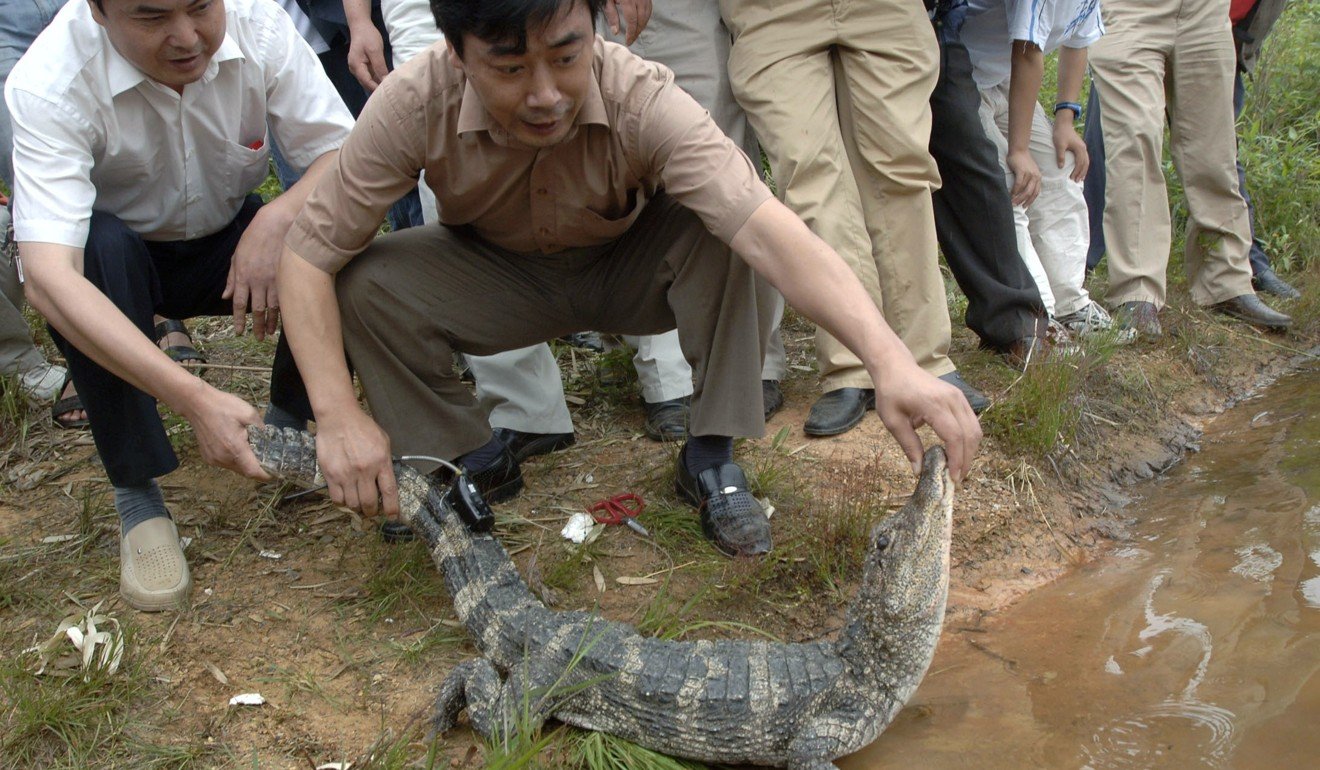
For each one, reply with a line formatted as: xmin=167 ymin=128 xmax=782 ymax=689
xmin=337 ymin=193 xmax=775 ymax=459
xmin=0 ymin=211 xmax=47 ymax=376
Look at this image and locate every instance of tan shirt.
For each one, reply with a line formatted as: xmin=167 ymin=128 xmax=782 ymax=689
xmin=287 ymin=37 xmax=772 ymax=271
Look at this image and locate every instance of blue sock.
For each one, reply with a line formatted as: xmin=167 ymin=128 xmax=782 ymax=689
xmin=264 ymin=403 xmax=307 ymax=431
xmin=115 ymin=480 xmax=169 ymax=534
xmin=683 ymin=435 xmax=734 ymax=476
xmin=460 ymin=435 xmax=505 ymax=473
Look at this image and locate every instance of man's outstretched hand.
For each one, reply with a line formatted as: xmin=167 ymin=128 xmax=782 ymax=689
xmin=873 ymin=365 xmax=982 ymax=483
xmin=315 ymin=410 xmax=400 ymax=519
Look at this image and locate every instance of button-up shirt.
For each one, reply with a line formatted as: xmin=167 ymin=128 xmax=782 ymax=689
xmin=6 ymin=0 xmax=354 ymax=247
xmin=287 ymin=37 xmax=772 ymax=271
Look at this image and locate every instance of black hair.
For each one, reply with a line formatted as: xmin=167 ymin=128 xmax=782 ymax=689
xmin=430 ymin=0 xmax=604 ymax=59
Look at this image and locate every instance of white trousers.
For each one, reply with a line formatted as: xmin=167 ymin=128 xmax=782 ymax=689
xmin=977 ymin=81 xmax=1092 ymax=318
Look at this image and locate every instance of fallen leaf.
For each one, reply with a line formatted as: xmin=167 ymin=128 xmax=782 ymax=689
xmin=40 ymin=534 xmax=78 ymax=544
xmin=203 ymin=661 xmax=230 ymax=685
xmin=592 ymin=565 xmax=605 ymax=593
xmin=615 ymin=576 xmax=658 ymax=586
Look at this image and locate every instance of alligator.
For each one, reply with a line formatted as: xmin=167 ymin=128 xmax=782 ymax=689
xmin=249 ymin=425 xmax=954 ymax=769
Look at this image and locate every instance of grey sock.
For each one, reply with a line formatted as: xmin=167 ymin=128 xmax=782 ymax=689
xmin=264 ymin=403 xmax=307 ymax=431
xmin=115 ymin=480 xmax=169 ymax=534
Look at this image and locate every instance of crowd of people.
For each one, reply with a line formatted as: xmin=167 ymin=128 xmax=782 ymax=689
xmin=0 ymin=0 xmax=1301 ymax=611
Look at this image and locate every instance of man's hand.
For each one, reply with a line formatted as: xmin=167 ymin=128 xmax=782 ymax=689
xmin=223 ymin=207 xmax=286 ymax=340
xmin=1053 ymin=121 xmax=1089 ymax=182
xmin=873 ymin=365 xmax=982 ymax=484
xmin=178 ymin=384 xmax=273 ymax=481
xmin=603 ymin=0 xmax=652 ymax=45
xmin=315 ymin=409 xmax=400 ymax=518
xmin=347 ymin=20 xmax=388 ymax=92
xmin=1006 ymin=147 xmax=1042 ymax=207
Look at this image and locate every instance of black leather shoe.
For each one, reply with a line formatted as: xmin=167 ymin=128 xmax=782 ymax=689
xmin=674 ymin=444 xmax=771 ymax=558
xmin=1252 ymin=268 xmax=1301 ymax=300
xmin=762 ymin=380 xmax=784 ymax=421
xmin=643 ymin=396 xmax=689 ymax=442
xmin=1117 ymin=301 xmax=1162 ymax=338
xmin=492 ymin=427 xmax=575 ymax=463
xmin=1211 ymin=293 xmax=1292 ymax=331
xmin=380 ymin=445 xmax=524 ymax=543
xmin=939 ymin=371 xmax=989 ymax=414
xmin=804 ymin=388 xmax=874 ymax=436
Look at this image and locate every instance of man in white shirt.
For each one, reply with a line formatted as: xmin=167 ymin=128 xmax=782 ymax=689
xmin=6 ymin=0 xmax=353 ymax=611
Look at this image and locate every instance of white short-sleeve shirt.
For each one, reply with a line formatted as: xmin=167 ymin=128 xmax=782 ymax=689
xmin=5 ymin=0 xmax=353 ymax=247
xmin=961 ymin=0 xmax=1104 ymax=90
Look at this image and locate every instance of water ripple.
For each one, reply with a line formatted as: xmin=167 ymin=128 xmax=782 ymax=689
xmin=1079 ymin=699 xmax=1237 ymax=770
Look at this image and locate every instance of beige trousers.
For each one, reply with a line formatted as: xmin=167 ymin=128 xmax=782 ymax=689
xmin=1089 ymin=0 xmax=1254 ymax=309
xmin=721 ymin=0 xmax=954 ymax=390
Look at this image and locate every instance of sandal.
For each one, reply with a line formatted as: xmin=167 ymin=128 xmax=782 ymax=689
xmin=155 ymin=319 xmax=206 ymax=365
xmin=52 ymin=376 xmax=89 ymax=430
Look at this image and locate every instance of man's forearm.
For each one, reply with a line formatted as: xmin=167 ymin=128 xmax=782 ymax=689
xmin=1056 ymin=46 xmax=1087 ymax=104
xmin=21 ymin=242 xmax=207 ymax=412
xmin=276 ymin=247 xmax=360 ymax=421
xmin=729 ymin=199 xmax=920 ymax=389
xmin=1008 ymin=42 xmax=1045 ymax=152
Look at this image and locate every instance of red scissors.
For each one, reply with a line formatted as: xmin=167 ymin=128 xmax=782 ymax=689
xmin=588 ymin=493 xmax=650 ymax=538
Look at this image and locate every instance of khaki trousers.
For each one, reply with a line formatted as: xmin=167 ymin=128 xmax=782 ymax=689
xmin=1089 ymin=0 xmax=1254 ymax=309
xmin=336 ymin=193 xmax=774 ymax=460
xmin=721 ymin=0 xmax=953 ymax=390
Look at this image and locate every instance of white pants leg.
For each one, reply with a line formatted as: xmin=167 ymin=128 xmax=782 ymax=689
xmin=979 ymin=82 xmax=1092 ymax=318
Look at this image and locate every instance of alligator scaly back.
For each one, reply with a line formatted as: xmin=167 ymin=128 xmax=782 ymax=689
xmin=248 ymin=425 xmax=954 ymax=769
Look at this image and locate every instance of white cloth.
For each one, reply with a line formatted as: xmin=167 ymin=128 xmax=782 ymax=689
xmin=274 ymin=0 xmax=331 ymax=54
xmin=961 ymin=0 xmax=1103 ymax=89
xmin=6 ymin=0 xmax=352 ymax=246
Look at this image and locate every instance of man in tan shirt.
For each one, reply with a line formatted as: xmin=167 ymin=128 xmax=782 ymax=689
xmin=279 ymin=0 xmax=980 ymax=558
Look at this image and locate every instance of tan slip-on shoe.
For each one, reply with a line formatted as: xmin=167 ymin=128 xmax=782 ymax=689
xmin=119 ymin=517 xmax=192 ymax=611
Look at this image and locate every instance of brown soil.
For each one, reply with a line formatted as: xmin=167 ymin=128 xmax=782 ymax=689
xmin=1 ymin=299 xmax=1316 ymax=768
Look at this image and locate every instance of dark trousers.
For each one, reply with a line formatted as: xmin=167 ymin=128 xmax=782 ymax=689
xmin=1083 ymin=70 xmax=1270 ymax=274
xmin=336 ymin=192 xmax=774 ymax=460
xmin=929 ymin=24 xmax=1046 ymax=347
xmin=50 ymin=196 xmax=310 ymax=487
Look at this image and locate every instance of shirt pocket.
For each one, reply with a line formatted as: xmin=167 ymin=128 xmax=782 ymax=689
xmin=222 ymin=139 xmax=273 ymax=197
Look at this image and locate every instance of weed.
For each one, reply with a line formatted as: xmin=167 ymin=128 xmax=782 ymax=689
xmin=357 ymin=539 xmax=449 ymax=623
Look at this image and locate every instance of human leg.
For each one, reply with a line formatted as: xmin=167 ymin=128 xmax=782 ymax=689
xmin=928 ymin=36 xmax=1046 ymax=350
xmin=1165 ymin=3 xmax=1255 ymax=308
xmin=1089 ymin=0 xmax=1175 ymax=309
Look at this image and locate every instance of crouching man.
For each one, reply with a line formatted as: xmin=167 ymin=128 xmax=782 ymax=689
xmin=7 ymin=0 xmax=353 ymax=610
xmin=279 ymin=0 xmax=981 ymax=557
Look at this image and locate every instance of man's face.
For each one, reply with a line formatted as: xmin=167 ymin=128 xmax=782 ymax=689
xmin=449 ymin=1 xmax=595 ymax=148
xmin=89 ymin=0 xmax=226 ymax=92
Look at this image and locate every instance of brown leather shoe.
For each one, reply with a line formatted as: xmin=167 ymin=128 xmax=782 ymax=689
xmin=996 ymin=336 xmax=1050 ymax=370
xmin=1211 ymin=293 xmax=1292 ymax=332
xmin=1117 ymin=301 xmax=1162 ymax=338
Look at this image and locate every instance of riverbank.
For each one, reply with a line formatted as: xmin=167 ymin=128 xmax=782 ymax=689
xmin=1 ymin=285 xmax=1315 ymax=768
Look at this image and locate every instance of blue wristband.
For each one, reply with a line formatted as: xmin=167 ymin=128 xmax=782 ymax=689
xmin=1054 ymin=101 xmax=1083 ymax=120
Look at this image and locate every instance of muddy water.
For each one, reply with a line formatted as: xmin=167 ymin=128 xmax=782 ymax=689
xmin=841 ymin=363 xmax=1319 ymax=770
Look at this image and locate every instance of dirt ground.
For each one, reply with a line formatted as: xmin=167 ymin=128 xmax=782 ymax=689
xmin=1 ymin=300 xmax=1316 ymax=768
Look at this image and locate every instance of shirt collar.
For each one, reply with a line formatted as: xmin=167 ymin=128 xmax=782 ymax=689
xmin=105 ymin=31 xmax=245 ymax=97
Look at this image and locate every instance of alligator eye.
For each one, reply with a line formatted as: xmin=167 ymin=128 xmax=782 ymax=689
xmin=875 ymin=535 xmax=890 ymax=551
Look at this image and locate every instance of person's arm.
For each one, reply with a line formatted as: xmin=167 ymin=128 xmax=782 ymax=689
xmin=728 ymin=199 xmax=982 ymax=482
xmin=223 ymin=149 xmax=339 ymax=340
xmin=1052 ymin=46 xmax=1089 ymax=182
xmin=277 ymin=245 xmax=399 ymax=517
xmin=1006 ymin=40 xmax=1044 ymax=206
xmin=21 ymin=241 xmax=271 ymax=479
xmin=343 ymin=0 xmax=388 ymax=92
xmin=603 ymin=0 xmax=652 ymax=45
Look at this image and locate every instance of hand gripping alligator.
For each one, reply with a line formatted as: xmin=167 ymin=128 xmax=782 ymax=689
xmin=249 ymin=426 xmax=954 ymax=769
